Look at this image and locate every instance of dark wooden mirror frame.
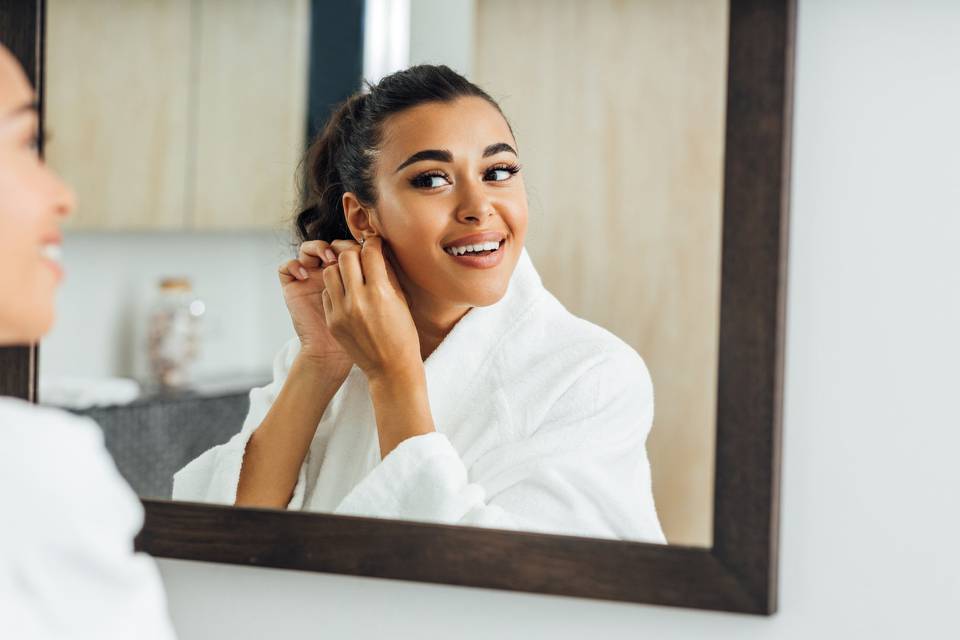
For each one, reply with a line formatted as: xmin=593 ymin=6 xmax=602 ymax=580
xmin=0 ymin=0 xmax=793 ymax=615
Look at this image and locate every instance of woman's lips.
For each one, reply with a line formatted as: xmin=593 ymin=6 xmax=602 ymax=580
xmin=40 ymin=244 xmax=64 ymax=281
xmin=42 ymin=257 xmax=64 ymax=281
xmin=444 ymin=239 xmax=505 ymax=269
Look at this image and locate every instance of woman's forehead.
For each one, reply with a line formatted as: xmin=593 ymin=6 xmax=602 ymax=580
xmin=379 ymin=96 xmax=514 ymax=161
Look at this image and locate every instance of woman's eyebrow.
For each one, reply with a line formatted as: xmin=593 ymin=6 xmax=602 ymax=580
xmin=482 ymin=142 xmax=517 ymax=158
xmin=394 ymin=142 xmax=517 ymax=173
xmin=395 ymin=149 xmax=453 ymax=172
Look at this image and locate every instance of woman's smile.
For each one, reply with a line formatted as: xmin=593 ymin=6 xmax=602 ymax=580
xmin=39 ymin=236 xmax=64 ymax=281
xmin=441 ymin=229 xmax=508 ymax=269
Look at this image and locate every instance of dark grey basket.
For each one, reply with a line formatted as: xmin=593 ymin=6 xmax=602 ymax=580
xmin=69 ymin=390 xmax=253 ymax=499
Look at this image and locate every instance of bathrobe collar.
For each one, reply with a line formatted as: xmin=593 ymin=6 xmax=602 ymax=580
xmin=418 ymin=245 xmax=545 ymax=427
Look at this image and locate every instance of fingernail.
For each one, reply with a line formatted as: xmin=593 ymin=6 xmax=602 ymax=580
xmin=324 ymin=249 xmax=336 ymax=263
xmin=299 ymin=267 xmax=309 ymax=279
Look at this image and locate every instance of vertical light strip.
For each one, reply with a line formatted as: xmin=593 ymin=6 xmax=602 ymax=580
xmin=363 ymin=0 xmax=410 ymax=86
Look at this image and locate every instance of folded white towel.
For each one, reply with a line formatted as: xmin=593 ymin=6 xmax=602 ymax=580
xmin=38 ymin=376 xmax=141 ymax=410
xmin=173 ymin=246 xmax=666 ymax=543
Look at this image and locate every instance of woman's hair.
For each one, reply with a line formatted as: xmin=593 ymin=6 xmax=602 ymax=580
xmin=295 ymin=64 xmax=510 ymax=243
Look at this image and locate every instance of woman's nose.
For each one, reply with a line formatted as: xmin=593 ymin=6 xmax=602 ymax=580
xmin=49 ymin=170 xmax=75 ymax=220
xmin=455 ymin=179 xmax=495 ymax=223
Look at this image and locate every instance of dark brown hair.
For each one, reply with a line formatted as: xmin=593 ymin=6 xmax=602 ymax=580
xmin=295 ymin=64 xmax=510 ymax=243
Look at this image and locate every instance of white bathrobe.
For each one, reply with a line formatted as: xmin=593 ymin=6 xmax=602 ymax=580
xmin=173 ymin=246 xmax=667 ymax=544
xmin=0 ymin=397 xmax=176 ymax=639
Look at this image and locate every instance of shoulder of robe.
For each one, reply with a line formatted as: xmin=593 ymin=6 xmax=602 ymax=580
xmin=555 ymin=340 xmax=653 ymax=410
xmin=537 ymin=345 xmax=655 ymax=451
xmin=517 ymin=299 xmax=655 ymax=445
xmin=499 ymin=291 xmax=652 ymax=387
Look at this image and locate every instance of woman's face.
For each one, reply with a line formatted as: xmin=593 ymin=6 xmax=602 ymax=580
xmin=0 ymin=48 xmax=74 ymax=344
xmin=349 ymin=96 xmax=528 ymax=312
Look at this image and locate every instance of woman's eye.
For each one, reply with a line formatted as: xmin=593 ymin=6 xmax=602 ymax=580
xmin=485 ymin=164 xmax=521 ymax=182
xmin=410 ymin=173 xmax=449 ymax=189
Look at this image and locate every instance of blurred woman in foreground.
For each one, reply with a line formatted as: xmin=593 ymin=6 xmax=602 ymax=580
xmin=0 ymin=42 xmax=176 ymax=639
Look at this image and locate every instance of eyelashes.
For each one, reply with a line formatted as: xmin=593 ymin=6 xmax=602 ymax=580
xmin=409 ymin=162 xmax=522 ymax=189
xmin=409 ymin=171 xmax=448 ymax=189
xmin=486 ymin=162 xmax=521 ymax=181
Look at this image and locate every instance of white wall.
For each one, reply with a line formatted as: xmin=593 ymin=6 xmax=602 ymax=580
xmin=408 ymin=0 xmax=475 ymax=77
xmin=155 ymin=1 xmax=960 ymax=637
xmin=41 ymin=231 xmax=295 ymax=385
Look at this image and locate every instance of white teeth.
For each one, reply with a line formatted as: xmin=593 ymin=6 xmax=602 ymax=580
xmin=41 ymin=244 xmax=62 ymax=263
xmin=445 ymin=240 xmax=502 ymax=256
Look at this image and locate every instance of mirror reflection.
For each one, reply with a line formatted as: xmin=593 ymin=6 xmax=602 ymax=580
xmin=40 ymin=0 xmax=727 ymax=547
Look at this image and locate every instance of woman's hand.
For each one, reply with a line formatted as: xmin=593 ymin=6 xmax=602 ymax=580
xmin=279 ymin=239 xmax=354 ymax=369
xmin=320 ymin=236 xmax=422 ymax=383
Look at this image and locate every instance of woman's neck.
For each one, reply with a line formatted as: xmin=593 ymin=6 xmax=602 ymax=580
xmin=409 ymin=296 xmax=471 ymax=362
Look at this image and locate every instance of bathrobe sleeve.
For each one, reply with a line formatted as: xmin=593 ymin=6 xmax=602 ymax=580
xmin=171 ymin=336 xmax=310 ymax=508
xmin=333 ymin=347 xmax=667 ymax=543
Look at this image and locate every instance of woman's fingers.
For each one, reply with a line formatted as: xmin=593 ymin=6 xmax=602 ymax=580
xmin=359 ymin=236 xmax=390 ymax=288
xmin=298 ymin=240 xmax=336 ymax=269
xmin=279 ymin=259 xmax=310 ymax=283
xmin=299 ymin=239 xmax=342 ymax=269
xmin=322 ymin=257 xmax=345 ymax=303
xmin=309 ymin=237 xmax=378 ymax=308
xmin=283 ymin=239 xmax=345 ymax=284
xmin=321 ymin=288 xmax=333 ymax=316
xmin=329 ymin=238 xmax=360 ymax=256
xmin=326 ymin=237 xmax=365 ymax=298
xmin=338 ymin=248 xmax=364 ymax=292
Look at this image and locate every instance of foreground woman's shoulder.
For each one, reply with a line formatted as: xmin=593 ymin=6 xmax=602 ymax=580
xmin=0 ymin=397 xmax=140 ymax=512
xmin=0 ymin=395 xmax=104 ymax=448
xmin=0 ymin=397 xmax=177 ymax=638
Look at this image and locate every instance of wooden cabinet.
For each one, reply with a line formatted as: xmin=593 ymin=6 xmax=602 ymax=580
xmin=191 ymin=0 xmax=310 ymax=230
xmin=45 ymin=0 xmax=193 ymax=230
xmin=45 ymin=0 xmax=309 ymax=231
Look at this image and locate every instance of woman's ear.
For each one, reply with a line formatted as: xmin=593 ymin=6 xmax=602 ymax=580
xmin=342 ymin=192 xmax=379 ymax=243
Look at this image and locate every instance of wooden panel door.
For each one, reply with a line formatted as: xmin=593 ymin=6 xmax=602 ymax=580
xmin=190 ymin=0 xmax=310 ymax=230
xmin=45 ymin=0 xmax=192 ymax=230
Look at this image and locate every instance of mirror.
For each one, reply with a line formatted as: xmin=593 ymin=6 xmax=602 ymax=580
xmin=39 ymin=0 xmax=728 ymax=549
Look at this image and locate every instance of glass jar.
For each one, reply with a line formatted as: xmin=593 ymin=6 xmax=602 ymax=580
xmin=146 ymin=277 xmax=205 ymax=389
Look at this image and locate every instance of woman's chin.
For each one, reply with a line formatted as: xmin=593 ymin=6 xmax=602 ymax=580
xmin=3 ymin=297 xmax=56 ymax=344
xmin=0 ymin=319 xmax=52 ymax=345
xmin=461 ymin=282 xmax=509 ymax=308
